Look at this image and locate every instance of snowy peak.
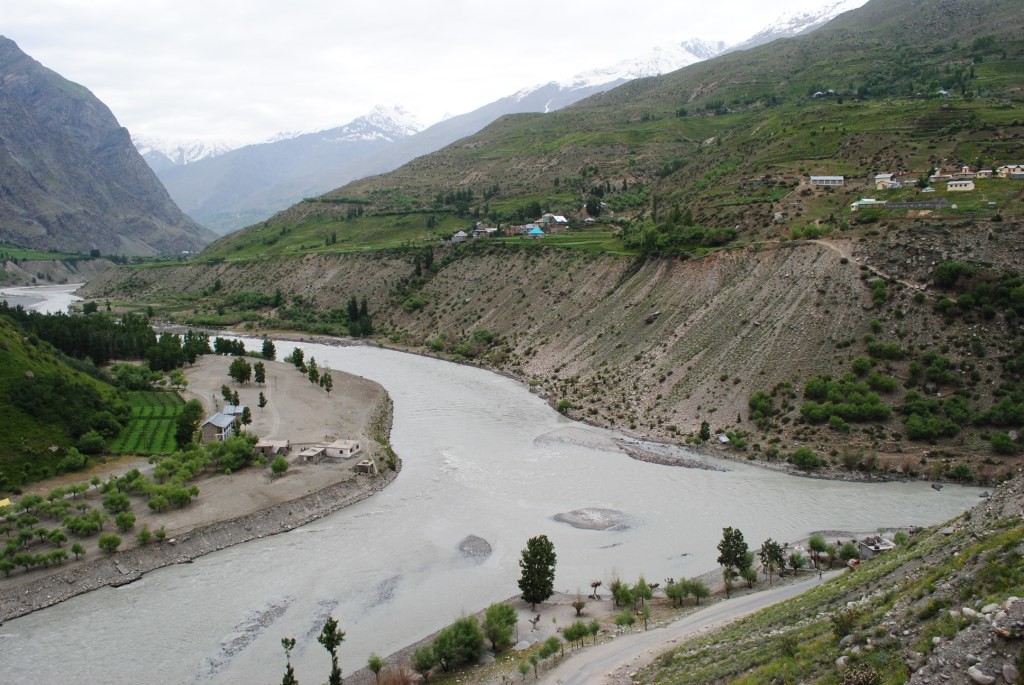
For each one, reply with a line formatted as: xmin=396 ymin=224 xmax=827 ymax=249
xmin=562 ymin=37 xmax=727 ymax=90
xmin=322 ymin=105 xmax=423 ymax=144
xmin=728 ymin=0 xmax=868 ymax=51
xmin=133 ymin=137 xmax=237 ymax=166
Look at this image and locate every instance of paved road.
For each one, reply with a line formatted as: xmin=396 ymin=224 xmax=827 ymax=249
xmin=540 ymin=572 xmax=837 ymax=685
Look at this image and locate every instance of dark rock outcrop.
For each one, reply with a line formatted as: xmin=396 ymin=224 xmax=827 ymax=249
xmin=0 ymin=36 xmax=215 ymax=255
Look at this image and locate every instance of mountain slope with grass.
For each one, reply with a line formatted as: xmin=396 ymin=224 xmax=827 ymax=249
xmin=633 ymin=475 xmax=1024 ymax=685
xmin=194 ymin=0 xmax=1023 ymax=262
xmin=0 ymin=312 xmax=126 ymax=489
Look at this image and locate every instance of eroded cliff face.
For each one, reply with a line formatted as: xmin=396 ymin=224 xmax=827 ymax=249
xmin=81 ymin=221 xmax=1024 ymax=473
xmin=78 ymin=242 xmax=885 ymax=437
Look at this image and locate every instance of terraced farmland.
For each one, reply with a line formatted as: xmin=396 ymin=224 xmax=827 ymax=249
xmin=110 ymin=392 xmax=184 ymax=454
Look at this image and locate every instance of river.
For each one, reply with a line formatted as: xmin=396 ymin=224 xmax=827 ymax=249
xmin=0 ymin=283 xmax=82 ymax=314
xmin=1 ymin=319 xmax=985 ymax=684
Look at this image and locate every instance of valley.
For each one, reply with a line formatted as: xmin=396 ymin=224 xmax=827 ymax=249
xmin=2 ymin=0 xmax=1024 ymax=682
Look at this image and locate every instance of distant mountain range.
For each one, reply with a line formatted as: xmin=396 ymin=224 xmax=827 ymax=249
xmin=0 ymin=36 xmax=215 ymax=256
xmin=139 ymin=1 xmax=867 ymax=235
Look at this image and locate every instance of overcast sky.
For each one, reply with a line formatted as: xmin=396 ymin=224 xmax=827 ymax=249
xmin=5 ymin=0 xmax=861 ymax=146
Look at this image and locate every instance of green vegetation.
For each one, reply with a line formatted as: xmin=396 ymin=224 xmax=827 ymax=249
xmin=109 ymin=392 xmax=185 ymax=454
xmin=518 ymin=534 xmax=557 ymax=610
xmin=641 ymin=513 xmax=1024 ymax=685
xmin=0 ymin=314 xmax=128 ymax=489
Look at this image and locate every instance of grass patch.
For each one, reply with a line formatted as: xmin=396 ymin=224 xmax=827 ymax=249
xmin=109 ymin=392 xmax=185 ymax=454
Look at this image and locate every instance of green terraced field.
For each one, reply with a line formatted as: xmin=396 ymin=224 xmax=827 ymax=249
xmin=110 ymin=391 xmax=185 ymax=454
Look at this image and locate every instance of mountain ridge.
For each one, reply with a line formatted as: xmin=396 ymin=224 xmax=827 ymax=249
xmin=147 ymin=1 xmax=864 ymax=235
xmin=0 ymin=36 xmax=215 ymax=256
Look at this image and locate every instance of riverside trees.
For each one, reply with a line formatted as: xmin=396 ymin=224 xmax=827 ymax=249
xmin=717 ymin=526 xmax=750 ymax=598
xmin=518 ymin=534 xmax=557 ymax=610
xmin=317 ymin=616 xmax=345 ymax=685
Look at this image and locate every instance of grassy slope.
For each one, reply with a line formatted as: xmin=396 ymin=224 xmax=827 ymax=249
xmin=194 ymin=0 xmax=1024 ymax=263
xmin=0 ymin=316 xmax=120 ymax=486
xmin=638 ymin=479 xmax=1024 ymax=684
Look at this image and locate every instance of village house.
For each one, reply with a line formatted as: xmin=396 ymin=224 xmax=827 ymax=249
xmin=951 ymin=165 xmax=976 ymax=180
xmin=222 ymin=404 xmax=245 ymax=416
xmin=996 ymin=164 xmax=1024 ymax=179
xmin=809 ymin=175 xmax=844 ymax=187
xmin=326 ymin=439 xmax=362 ymax=459
xmin=849 ymin=198 xmax=888 ymax=211
xmin=947 ymin=180 xmax=975 ymax=192
xmin=858 ymin=535 xmax=896 ymax=558
xmin=528 ymin=226 xmax=546 ymax=239
xmin=975 ymin=169 xmax=994 ymax=179
xmin=537 ymin=214 xmax=570 ymax=231
xmin=874 ymin=173 xmax=897 ymax=190
xmin=353 ymin=459 xmax=378 ymax=475
xmin=450 ymin=230 xmax=468 ymax=244
xmin=200 ymin=413 xmax=234 ymax=443
xmin=254 ymin=439 xmax=290 ymax=458
xmin=471 ymin=225 xmax=499 ymax=238
xmin=299 ymin=445 xmax=327 ymax=463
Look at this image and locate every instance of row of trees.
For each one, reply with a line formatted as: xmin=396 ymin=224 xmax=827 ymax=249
xmin=283 ymin=349 xmax=334 ymax=395
xmin=718 ymin=527 xmax=866 ymax=596
xmin=274 ymin=530 xmax=747 ymax=683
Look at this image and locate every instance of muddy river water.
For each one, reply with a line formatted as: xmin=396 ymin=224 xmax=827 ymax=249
xmin=1 ymin=320 xmax=985 ymax=683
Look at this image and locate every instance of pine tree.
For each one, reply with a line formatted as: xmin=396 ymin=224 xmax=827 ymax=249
xmin=518 ymin=535 xmax=557 ymax=610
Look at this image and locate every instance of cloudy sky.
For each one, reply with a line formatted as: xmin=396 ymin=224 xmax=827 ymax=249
xmin=5 ymin=0 xmax=862 ymax=147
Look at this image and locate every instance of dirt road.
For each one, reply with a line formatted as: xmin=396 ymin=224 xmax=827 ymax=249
xmin=539 ymin=572 xmax=839 ymax=685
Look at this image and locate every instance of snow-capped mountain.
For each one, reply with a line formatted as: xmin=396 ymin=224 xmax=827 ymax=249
xmin=726 ymin=0 xmax=868 ymax=53
xmin=134 ymin=137 xmax=238 ymax=172
xmin=561 ymin=38 xmax=727 ymax=90
xmin=151 ymin=1 xmax=866 ymax=236
xmin=153 ymin=105 xmax=425 ymax=234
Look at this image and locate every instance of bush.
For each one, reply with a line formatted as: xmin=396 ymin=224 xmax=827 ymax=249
xmin=98 ymin=533 xmax=122 ymax=554
xmin=433 ymin=617 xmax=483 ymax=672
xmin=790 ymin=447 xmax=822 ymax=470
xmin=990 ymin=432 xmax=1016 ymax=454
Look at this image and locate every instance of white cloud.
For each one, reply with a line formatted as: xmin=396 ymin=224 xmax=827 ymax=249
xmin=3 ymin=0 xmax=855 ymax=145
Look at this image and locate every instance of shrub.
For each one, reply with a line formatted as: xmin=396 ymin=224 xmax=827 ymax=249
xmin=990 ymin=432 xmax=1016 ymax=454
xmin=98 ymin=533 xmax=122 ymax=554
xmin=790 ymin=447 xmax=822 ymax=470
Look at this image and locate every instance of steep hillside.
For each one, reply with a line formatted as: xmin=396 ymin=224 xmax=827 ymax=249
xmin=637 ymin=474 xmax=1024 ymax=684
xmin=0 ymin=312 xmax=124 ymax=489
xmin=83 ymin=213 xmax=1024 ymax=482
xmin=79 ymin=0 xmax=1024 ymax=484
xmin=0 ymin=37 xmax=215 ymax=256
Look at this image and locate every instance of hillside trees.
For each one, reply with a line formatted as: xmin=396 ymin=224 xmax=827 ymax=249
xmin=482 ymin=602 xmax=518 ymax=651
xmin=261 ymin=337 xmax=276 ymax=360
xmin=759 ymin=538 xmax=786 ymax=586
xmin=434 ymin=617 xmax=484 ymax=672
xmin=175 ymin=399 xmax=204 ymax=448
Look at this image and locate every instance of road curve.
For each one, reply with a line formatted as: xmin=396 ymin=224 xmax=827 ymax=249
xmin=540 ymin=572 xmax=838 ymax=685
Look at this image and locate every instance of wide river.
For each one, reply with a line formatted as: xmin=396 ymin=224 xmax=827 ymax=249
xmin=3 ymin=323 xmax=984 ymax=683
